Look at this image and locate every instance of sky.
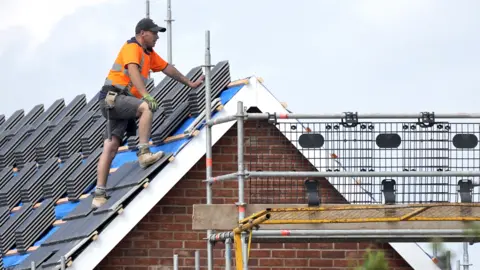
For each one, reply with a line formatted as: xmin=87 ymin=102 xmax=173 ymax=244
xmin=1 ymin=0 xmax=480 ymax=268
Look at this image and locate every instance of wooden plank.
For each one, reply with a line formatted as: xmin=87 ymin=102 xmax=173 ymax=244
xmin=192 ymin=204 xmax=480 ymax=231
xmin=117 ymin=127 xmax=201 ymax=153
xmin=227 ymin=78 xmax=250 ymax=87
xmin=163 ymin=129 xmax=200 ymax=144
xmin=227 ymin=77 xmax=263 ymax=88
xmin=10 ymin=194 xmax=90 ymax=213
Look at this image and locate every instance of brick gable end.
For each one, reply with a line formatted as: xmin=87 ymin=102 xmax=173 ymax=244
xmin=96 ymin=119 xmax=414 ymax=270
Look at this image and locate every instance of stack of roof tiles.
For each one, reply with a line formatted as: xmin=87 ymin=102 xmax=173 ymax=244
xmin=162 ymin=66 xmax=204 ymax=116
xmin=0 ymin=61 xmax=232 ymax=269
xmin=188 ymin=60 xmax=231 ymax=115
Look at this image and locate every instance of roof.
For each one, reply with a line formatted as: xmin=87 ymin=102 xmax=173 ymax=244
xmin=0 ymin=60 xmax=237 ymax=269
xmin=0 ymin=62 xmax=438 ymax=269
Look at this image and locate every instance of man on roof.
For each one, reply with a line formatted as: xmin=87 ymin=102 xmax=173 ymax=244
xmin=92 ymin=18 xmax=204 ymax=209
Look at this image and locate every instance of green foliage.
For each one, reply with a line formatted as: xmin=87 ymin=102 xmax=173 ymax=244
xmin=345 ymin=223 xmax=480 ymax=270
xmin=349 ymin=248 xmax=389 ymax=270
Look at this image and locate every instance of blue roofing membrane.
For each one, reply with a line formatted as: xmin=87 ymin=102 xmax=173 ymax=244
xmin=0 ymin=62 xmax=243 ymax=269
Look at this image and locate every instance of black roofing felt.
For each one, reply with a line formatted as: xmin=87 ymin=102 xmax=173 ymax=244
xmin=0 ymin=60 xmax=232 ymax=269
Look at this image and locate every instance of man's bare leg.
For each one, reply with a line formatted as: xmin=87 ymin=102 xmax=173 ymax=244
xmin=136 ymin=101 xmax=153 ymax=145
xmin=136 ymin=101 xmax=164 ymax=168
xmin=92 ymin=135 xmax=121 ymax=208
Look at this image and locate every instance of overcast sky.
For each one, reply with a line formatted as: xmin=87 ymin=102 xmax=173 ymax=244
xmin=1 ymin=0 xmax=480 ymax=268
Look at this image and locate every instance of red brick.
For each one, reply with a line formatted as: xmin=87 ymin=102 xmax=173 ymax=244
xmin=159 ymin=240 xmax=183 ymax=248
xmin=123 ymin=249 xmax=148 ymax=257
xmin=160 ymin=223 xmax=185 ymax=231
xmin=132 ymin=240 xmax=158 ymax=249
xmin=108 ymin=257 xmax=135 ymax=265
xmin=310 ymin=243 xmax=334 ymax=249
xmin=148 ymin=214 xmax=174 ymax=223
xmin=310 ymin=259 xmax=334 ymax=267
xmin=272 ymin=250 xmax=295 ymax=257
xmin=334 ymin=260 xmax=351 ymax=267
xmin=173 ymin=232 xmax=198 ymax=240
xmin=161 ymin=206 xmax=187 ymax=214
xmin=97 ymin=122 xmax=414 ymax=270
xmin=334 ymin=243 xmax=358 ymax=250
xmin=148 ymin=232 xmax=173 ymax=240
xmin=174 ymin=214 xmax=191 ymax=223
xmin=134 ymin=257 xmax=161 ymax=265
xmin=297 ymin=250 xmax=321 ymax=258
xmin=285 ymin=259 xmax=309 ymax=267
xmin=323 ymin=251 xmax=346 ymax=259
xmin=184 ymin=241 xmax=206 ymax=249
xmin=259 ymin=258 xmax=284 ymax=266
xmin=249 ymin=250 xmax=272 ymax=258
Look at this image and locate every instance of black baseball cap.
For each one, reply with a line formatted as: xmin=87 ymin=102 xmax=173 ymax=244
xmin=135 ymin=18 xmax=166 ymax=34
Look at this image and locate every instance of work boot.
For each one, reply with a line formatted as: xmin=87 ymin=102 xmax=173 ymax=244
xmin=91 ymin=193 xmax=108 ymax=209
xmin=137 ymin=147 xmax=164 ymax=168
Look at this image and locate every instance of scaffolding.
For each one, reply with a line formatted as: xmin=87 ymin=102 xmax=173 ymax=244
xmin=200 ymin=35 xmax=480 ymax=270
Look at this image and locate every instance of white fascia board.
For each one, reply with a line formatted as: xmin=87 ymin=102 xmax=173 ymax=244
xmin=69 ymin=79 xmax=260 ymax=270
xmin=389 ymin=243 xmax=438 ymax=270
xmin=250 ymin=78 xmax=439 ymax=270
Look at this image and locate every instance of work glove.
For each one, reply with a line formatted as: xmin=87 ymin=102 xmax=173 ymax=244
xmin=142 ymin=94 xmax=158 ymax=112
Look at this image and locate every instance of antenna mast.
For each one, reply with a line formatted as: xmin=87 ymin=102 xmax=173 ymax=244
xmin=146 ymin=0 xmax=150 ymax=18
xmin=146 ymin=0 xmax=151 ymax=79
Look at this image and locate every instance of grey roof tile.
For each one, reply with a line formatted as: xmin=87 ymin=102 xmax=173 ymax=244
xmin=0 ymin=60 xmax=233 ymax=269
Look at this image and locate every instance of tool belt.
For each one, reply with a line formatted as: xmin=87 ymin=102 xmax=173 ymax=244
xmin=103 ymin=85 xmax=128 ymax=110
xmin=105 ymin=91 xmax=117 ymax=109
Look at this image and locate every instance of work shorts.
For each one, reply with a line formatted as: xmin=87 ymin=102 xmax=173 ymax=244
xmin=99 ymin=86 xmax=143 ymax=141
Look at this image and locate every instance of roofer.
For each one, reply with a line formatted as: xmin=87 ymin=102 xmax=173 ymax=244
xmin=92 ymin=18 xmax=204 ymax=209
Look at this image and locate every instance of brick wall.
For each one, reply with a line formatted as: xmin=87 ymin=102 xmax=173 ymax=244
xmin=96 ymin=119 xmax=414 ymax=270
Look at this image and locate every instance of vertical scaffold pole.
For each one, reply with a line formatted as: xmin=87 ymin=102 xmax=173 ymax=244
xmin=173 ymin=254 xmax=178 ymax=270
xmin=166 ymin=0 xmax=173 ymax=64
xmin=195 ymin=250 xmax=200 ymax=270
xmin=463 ymin=242 xmax=469 ymax=270
xmin=225 ymin=238 xmax=232 ymax=270
xmin=204 ymin=30 xmax=214 ymax=270
xmin=236 ymin=100 xmax=248 ymax=269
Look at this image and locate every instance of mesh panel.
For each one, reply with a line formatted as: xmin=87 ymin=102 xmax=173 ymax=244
xmin=243 ymin=117 xmax=480 ymax=205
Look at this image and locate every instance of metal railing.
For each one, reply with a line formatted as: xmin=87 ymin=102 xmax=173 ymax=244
xmin=203 ymin=101 xmax=480 ymax=269
xmin=199 ymin=28 xmax=480 ymax=270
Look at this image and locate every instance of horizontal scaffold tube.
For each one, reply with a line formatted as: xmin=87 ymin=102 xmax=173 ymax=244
xmin=207 ymin=111 xmax=480 ymax=126
xmin=263 ymin=112 xmax=480 ymax=120
xmin=206 ymin=115 xmax=237 ymax=127
xmin=207 ymin=173 xmax=238 ymax=182
xmin=204 ymin=170 xmax=480 ymax=183
xmin=251 ymin=229 xmax=468 ymax=236
xmin=247 ymin=170 xmax=480 ymax=178
xmin=209 ymin=229 xmax=478 ymax=242
xmin=206 ymin=113 xmax=272 ymax=127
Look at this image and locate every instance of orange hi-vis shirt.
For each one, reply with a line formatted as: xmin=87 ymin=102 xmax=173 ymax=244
xmin=104 ymin=37 xmax=168 ymax=99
